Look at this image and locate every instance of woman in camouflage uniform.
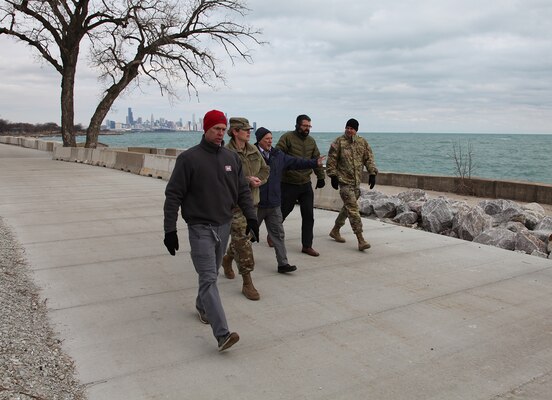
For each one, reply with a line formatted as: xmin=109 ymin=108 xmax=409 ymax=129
xmin=223 ymin=117 xmax=270 ymax=300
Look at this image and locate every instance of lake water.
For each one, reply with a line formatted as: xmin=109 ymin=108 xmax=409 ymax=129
xmin=48 ymin=131 xmax=552 ymax=185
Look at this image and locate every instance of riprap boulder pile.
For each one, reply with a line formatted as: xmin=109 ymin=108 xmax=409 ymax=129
xmin=358 ymin=188 xmax=552 ymax=259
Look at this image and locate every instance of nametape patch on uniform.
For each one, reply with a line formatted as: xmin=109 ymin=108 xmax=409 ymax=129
xmin=225 ymin=165 xmax=232 ymax=172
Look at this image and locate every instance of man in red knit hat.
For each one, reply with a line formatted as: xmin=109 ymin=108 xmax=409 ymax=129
xmin=163 ymin=110 xmax=259 ymax=352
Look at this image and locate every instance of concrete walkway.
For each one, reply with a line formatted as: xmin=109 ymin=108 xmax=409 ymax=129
xmin=2 ymin=143 xmax=552 ymax=400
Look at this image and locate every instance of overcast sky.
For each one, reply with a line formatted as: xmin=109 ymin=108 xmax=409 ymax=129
xmin=1 ymin=0 xmax=551 ymax=133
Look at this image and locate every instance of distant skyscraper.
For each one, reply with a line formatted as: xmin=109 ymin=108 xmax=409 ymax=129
xmin=127 ymin=108 xmax=134 ymax=125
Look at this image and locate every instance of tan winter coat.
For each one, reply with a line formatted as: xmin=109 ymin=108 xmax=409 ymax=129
xmin=226 ymin=139 xmax=270 ymax=205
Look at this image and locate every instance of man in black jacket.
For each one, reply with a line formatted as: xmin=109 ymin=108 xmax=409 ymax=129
xmin=163 ymin=109 xmax=259 ymax=352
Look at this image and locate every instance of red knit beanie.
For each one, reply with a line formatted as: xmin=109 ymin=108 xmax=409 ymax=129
xmin=203 ymin=110 xmax=227 ymax=132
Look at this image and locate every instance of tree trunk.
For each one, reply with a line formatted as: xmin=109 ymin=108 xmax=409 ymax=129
xmin=60 ymin=55 xmax=79 ymax=147
xmin=86 ymin=66 xmax=140 ymax=148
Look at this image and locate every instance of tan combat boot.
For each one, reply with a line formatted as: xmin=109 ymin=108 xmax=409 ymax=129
xmin=241 ymin=272 xmax=260 ymax=301
xmin=222 ymin=255 xmax=235 ymax=279
xmin=329 ymin=226 xmax=346 ymax=243
xmin=356 ymin=233 xmax=371 ymax=251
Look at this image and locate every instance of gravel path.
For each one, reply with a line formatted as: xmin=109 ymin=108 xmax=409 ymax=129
xmin=0 ymin=217 xmax=86 ymax=400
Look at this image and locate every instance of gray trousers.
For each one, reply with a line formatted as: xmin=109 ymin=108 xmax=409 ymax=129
xmin=188 ymin=222 xmax=231 ymax=340
xmin=257 ymin=206 xmax=288 ymax=267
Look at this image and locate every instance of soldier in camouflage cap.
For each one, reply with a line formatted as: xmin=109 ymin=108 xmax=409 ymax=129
xmin=326 ymin=118 xmax=378 ymax=251
xmin=222 ymin=117 xmax=270 ymax=300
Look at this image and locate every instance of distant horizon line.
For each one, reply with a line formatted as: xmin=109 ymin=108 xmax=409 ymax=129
xmin=98 ymin=129 xmax=552 ymax=136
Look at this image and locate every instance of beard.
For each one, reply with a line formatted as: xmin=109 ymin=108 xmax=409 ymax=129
xmin=297 ymin=127 xmax=310 ymax=137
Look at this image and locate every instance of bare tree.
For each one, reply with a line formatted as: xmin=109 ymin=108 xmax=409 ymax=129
xmin=448 ymin=140 xmax=478 ymax=195
xmin=0 ymin=0 xmax=129 ymax=146
xmin=1 ymin=1 xmax=260 ymax=148
xmin=84 ymin=0 xmax=261 ymax=148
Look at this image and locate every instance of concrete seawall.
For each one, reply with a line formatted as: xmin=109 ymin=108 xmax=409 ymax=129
xmin=2 ymin=136 xmax=551 ymax=205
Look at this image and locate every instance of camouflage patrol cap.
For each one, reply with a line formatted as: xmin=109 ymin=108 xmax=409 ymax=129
xmin=229 ymin=117 xmax=252 ymax=130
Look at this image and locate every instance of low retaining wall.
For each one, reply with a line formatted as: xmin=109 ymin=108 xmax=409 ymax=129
xmin=375 ymin=171 xmax=552 ymax=205
xmin=51 ymin=145 xmax=176 ymax=180
xmin=2 ymin=136 xmax=551 ymax=205
xmin=0 ymin=135 xmax=58 ymax=151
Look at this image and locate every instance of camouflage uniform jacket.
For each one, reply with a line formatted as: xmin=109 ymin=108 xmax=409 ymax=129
xmin=326 ymin=134 xmax=378 ymax=187
xmin=226 ymin=139 xmax=270 ymax=206
xmin=276 ymin=130 xmax=325 ymax=185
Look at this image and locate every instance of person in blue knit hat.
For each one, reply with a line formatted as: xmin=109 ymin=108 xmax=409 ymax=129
xmin=255 ymin=127 xmax=325 ymax=273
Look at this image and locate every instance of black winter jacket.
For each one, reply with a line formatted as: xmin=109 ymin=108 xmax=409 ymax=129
xmin=164 ymin=136 xmax=255 ymax=232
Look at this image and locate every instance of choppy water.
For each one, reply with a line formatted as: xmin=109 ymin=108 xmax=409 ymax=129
xmin=50 ymin=131 xmax=552 ymax=184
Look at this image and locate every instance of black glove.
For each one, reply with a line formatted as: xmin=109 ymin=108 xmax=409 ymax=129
xmin=369 ymin=174 xmax=376 ymax=189
xmin=164 ymin=231 xmax=179 ymax=256
xmin=330 ymin=176 xmax=339 ymax=190
xmin=315 ymin=178 xmax=325 ymax=189
xmin=245 ymin=218 xmax=259 ymax=243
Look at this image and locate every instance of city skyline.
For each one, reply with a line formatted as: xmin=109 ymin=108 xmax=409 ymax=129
xmin=103 ymin=107 xmax=203 ymax=132
xmin=104 ymin=107 xmax=258 ymax=132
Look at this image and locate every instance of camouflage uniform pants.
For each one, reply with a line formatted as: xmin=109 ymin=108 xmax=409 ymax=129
xmin=334 ymin=184 xmax=363 ymax=234
xmin=225 ymin=208 xmax=255 ymax=275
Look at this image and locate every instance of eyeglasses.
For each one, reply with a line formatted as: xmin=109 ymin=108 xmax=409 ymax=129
xmin=301 ymin=124 xmax=312 ymax=128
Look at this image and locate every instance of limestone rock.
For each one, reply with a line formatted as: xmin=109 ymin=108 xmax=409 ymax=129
xmin=396 ymin=189 xmax=428 ymax=203
xmin=535 ymin=216 xmax=552 ymax=232
xmin=358 ymin=198 xmax=375 ymax=216
xmin=441 ymin=228 xmax=458 ymax=238
xmin=530 ymin=230 xmax=552 ymax=243
xmin=421 ymin=198 xmax=455 ymax=233
xmin=396 ymin=202 xmax=411 ymax=215
xmin=502 ymin=221 xmax=528 ymax=233
xmin=514 ymin=231 xmax=547 ymax=254
xmin=453 ymin=206 xmax=493 ymax=241
xmin=478 ymin=199 xmax=526 ymax=225
xmin=523 ymin=209 xmax=545 ymax=230
xmin=406 ymin=201 xmax=425 ymax=216
xmin=373 ymin=197 xmax=403 ymax=219
xmin=473 ymin=228 xmax=517 ymax=250
xmin=447 ymin=199 xmax=470 ymax=215
xmin=358 ymin=190 xmax=389 ymax=216
xmin=360 ymin=188 xmax=388 ymax=200
xmin=393 ymin=211 xmax=419 ymax=226
xmin=523 ymin=202 xmax=546 ymax=214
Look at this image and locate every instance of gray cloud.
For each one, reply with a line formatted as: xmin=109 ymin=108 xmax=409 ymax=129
xmin=1 ymin=0 xmax=551 ymax=133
